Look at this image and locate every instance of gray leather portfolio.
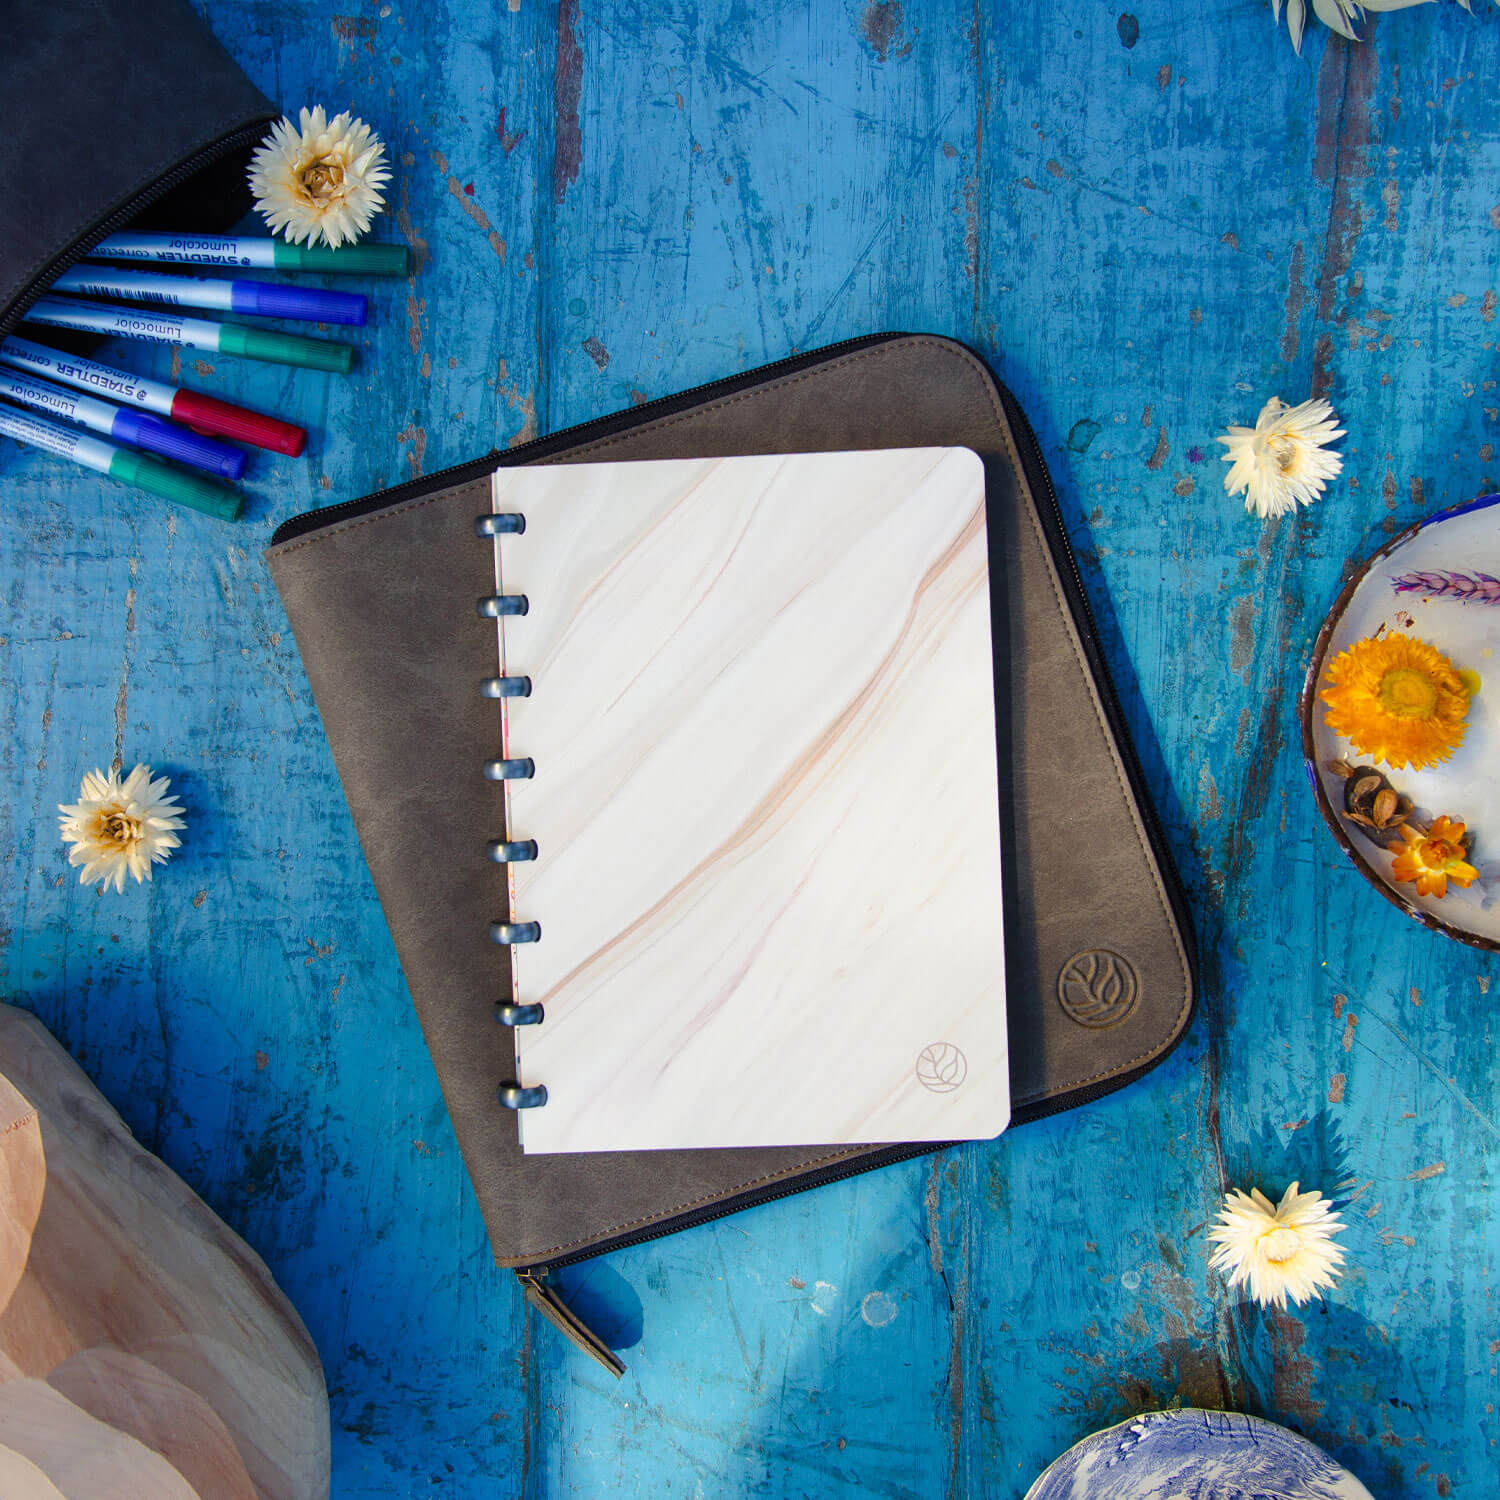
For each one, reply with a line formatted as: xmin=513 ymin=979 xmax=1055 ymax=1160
xmin=265 ymin=334 xmax=1195 ymax=1369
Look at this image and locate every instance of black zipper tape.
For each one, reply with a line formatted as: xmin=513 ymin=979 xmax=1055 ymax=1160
xmin=269 ymin=332 xmax=901 ymax=545
xmin=993 ymin=382 xmax=1200 ymax=1039
xmin=1 ymin=118 xmax=278 ymax=341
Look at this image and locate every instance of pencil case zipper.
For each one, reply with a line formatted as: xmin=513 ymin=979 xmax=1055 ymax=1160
xmin=1 ymin=121 xmax=277 ymax=342
xmin=272 ymin=333 xmax=1197 ymax=1371
xmin=269 ymin=331 xmax=904 ymax=545
xmin=993 ymin=380 xmax=1199 ymax=1024
xmin=513 ymin=1039 xmax=1196 ymax=1379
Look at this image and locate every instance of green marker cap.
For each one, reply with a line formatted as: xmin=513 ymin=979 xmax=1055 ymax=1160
xmin=113 ymin=450 xmax=242 ymax=521
xmin=218 ymin=323 xmax=356 ymax=374
xmin=274 ymin=241 xmax=411 ymax=276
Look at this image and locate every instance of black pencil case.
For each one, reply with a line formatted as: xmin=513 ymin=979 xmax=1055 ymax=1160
xmin=0 ymin=0 xmax=276 ymax=342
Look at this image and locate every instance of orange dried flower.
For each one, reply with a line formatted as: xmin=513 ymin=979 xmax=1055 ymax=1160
xmin=1389 ymin=817 xmax=1479 ymax=900
xmin=1320 ymin=635 xmax=1470 ymax=771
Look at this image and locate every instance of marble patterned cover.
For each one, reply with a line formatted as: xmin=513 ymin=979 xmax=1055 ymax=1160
xmin=488 ymin=450 xmax=1009 ymax=1154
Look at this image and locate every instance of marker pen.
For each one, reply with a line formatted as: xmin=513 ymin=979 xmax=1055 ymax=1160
xmin=22 ymin=297 xmax=355 ymax=374
xmin=91 ymin=231 xmax=410 ymax=277
xmin=53 ymin=265 xmax=366 ymax=326
xmin=0 ymin=336 xmax=306 ymax=456
xmin=0 ymin=406 xmax=241 ymax=521
xmin=0 ymin=367 xmax=245 ymax=480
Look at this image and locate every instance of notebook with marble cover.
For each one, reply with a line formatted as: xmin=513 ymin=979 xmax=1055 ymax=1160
xmin=484 ymin=448 xmax=1010 ymax=1153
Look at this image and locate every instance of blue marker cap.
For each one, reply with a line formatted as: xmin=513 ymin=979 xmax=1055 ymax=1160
xmin=230 ymin=281 xmax=367 ymax=326
xmin=113 ymin=409 xmax=247 ymax=480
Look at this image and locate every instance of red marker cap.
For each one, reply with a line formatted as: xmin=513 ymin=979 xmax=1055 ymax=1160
xmin=169 ymin=388 xmax=307 ymax=457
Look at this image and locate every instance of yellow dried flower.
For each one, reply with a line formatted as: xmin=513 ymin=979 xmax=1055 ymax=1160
xmin=1389 ymin=816 xmax=1479 ymax=900
xmin=1320 ymin=634 xmax=1470 ymax=771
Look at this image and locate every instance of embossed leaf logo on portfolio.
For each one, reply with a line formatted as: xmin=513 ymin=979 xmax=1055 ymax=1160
xmin=915 ymin=1043 xmax=967 ymax=1093
xmin=1057 ymin=950 xmax=1139 ymax=1028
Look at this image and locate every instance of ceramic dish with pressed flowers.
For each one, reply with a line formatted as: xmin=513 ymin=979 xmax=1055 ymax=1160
xmin=1301 ymin=492 xmax=1500 ymax=950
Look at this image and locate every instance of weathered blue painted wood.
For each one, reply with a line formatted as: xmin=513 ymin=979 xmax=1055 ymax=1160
xmin=0 ymin=1 xmax=1495 ymax=1495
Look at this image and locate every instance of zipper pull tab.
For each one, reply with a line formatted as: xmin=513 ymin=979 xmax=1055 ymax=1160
xmin=515 ymin=1269 xmax=625 ymax=1378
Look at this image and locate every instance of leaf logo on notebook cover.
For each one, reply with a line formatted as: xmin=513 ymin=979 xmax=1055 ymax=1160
xmin=1057 ymin=950 xmax=1139 ymax=1028
xmin=915 ymin=1043 xmax=967 ymax=1093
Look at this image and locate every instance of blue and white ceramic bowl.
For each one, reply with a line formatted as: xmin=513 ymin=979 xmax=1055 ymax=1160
xmin=1301 ymin=492 xmax=1500 ymax=951
xmin=1024 ymin=1408 xmax=1373 ymax=1500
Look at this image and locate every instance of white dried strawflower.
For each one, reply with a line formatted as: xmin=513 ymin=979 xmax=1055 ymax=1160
xmin=1216 ymin=395 xmax=1345 ymax=520
xmin=1208 ymin=1182 xmax=1347 ymax=1310
xmin=58 ymin=765 xmax=185 ymax=893
xmin=1272 ymin=1 xmax=1476 ymax=57
xmin=248 ymin=106 xmax=390 ymax=249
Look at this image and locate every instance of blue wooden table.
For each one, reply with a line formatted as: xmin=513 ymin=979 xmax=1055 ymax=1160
xmin=2 ymin=2 xmax=1497 ymax=1494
